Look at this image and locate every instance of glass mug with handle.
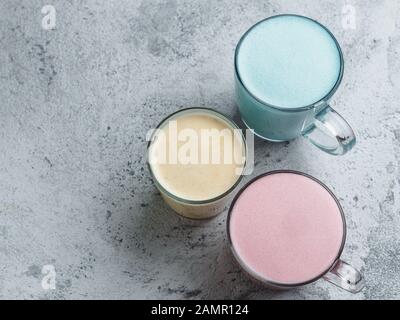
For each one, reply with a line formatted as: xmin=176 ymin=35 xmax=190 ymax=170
xmin=235 ymin=14 xmax=356 ymax=155
xmin=227 ymin=170 xmax=364 ymax=293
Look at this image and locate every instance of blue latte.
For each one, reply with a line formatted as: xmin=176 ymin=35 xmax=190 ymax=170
xmin=235 ymin=15 xmax=343 ymax=141
xmin=236 ymin=15 xmax=341 ymax=109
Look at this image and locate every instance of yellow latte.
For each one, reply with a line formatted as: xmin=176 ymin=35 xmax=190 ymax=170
xmin=148 ymin=109 xmax=246 ymax=218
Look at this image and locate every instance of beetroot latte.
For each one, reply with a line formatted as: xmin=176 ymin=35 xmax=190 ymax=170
xmin=228 ymin=171 xmax=363 ymax=291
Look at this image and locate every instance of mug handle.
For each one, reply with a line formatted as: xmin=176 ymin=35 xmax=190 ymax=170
xmin=323 ymin=260 xmax=365 ymax=293
xmin=302 ymin=105 xmax=356 ymax=155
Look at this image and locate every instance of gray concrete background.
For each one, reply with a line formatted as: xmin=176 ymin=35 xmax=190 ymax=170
xmin=0 ymin=0 xmax=399 ymax=300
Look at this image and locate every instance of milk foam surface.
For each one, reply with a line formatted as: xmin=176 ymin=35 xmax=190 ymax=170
xmin=149 ymin=112 xmax=245 ymax=202
xmin=229 ymin=172 xmax=344 ymax=284
xmin=236 ymin=15 xmax=341 ymax=108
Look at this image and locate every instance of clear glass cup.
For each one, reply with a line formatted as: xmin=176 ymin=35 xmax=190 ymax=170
xmin=235 ymin=14 xmax=356 ymax=155
xmin=227 ymin=170 xmax=365 ymax=293
xmin=147 ymin=108 xmax=247 ymax=219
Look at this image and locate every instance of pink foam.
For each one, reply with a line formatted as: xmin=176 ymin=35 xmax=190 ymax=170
xmin=229 ymin=172 xmax=344 ymax=285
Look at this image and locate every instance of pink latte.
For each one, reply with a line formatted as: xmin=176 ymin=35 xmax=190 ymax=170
xmin=229 ymin=172 xmax=344 ymax=285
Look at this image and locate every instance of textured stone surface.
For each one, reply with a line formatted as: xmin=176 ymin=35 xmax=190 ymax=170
xmin=0 ymin=0 xmax=399 ymax=299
